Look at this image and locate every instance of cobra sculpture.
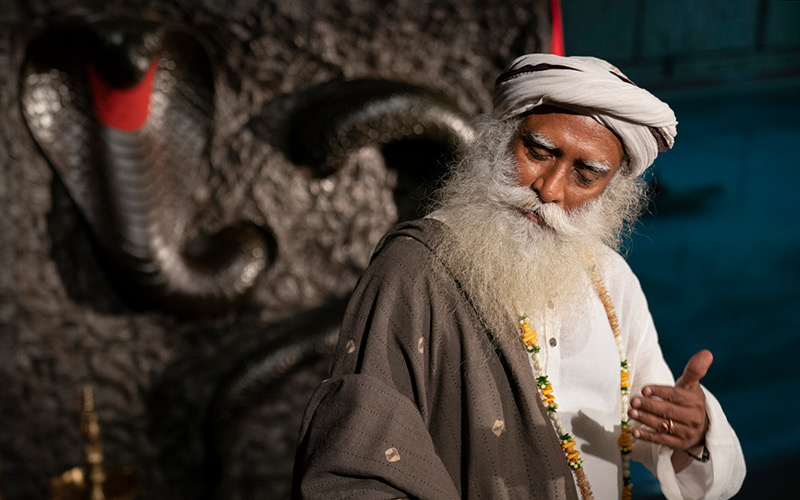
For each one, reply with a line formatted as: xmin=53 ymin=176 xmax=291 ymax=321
xmin=22 ymin=18 xmax=477 ymax=496
xmin=206 ymin=82 xmax=476 ymax=497
xmin=286 ymin=78 xmax=476 ymax=175
xmin=21 ymin=21 xmax=269 ymax=316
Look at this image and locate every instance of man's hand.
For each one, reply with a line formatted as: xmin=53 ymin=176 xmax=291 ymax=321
xmin=628 ymin=350 xmax=712 ymax=470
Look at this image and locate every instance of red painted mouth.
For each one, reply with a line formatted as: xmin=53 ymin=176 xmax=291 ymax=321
xmin=87 ymin=59 xmax=157 ymax=132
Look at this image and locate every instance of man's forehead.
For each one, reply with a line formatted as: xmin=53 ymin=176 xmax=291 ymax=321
xmin=520 ymin=106 xmax=627 ymax=162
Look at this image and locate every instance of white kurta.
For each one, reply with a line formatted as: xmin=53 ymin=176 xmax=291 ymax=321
xmin=523 ymin=246 xmax=746 ymax=499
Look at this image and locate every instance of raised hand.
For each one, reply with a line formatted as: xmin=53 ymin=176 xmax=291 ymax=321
xmin=628 ymin=350 xmax=712 ymax=455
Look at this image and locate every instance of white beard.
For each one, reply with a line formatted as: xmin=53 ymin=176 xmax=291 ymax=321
xmin=430 ymin=116 xmax=647 ymax=336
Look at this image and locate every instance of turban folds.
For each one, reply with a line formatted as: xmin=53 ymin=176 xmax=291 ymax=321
xmin=493 ymin=54 xmax=678 ymax=176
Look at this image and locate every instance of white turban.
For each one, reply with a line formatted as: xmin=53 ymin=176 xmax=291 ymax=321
xmin=493 ymin=54 xmax=678 ymax=176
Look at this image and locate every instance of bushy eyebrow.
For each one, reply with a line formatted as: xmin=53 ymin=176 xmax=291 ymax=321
xmin=581 ymin=159 xmax=613 ymax=174
xmin=520 ymin=130 xmax=616 ymax=174
xmin=520 ymin=130 xmax=558 ymax=152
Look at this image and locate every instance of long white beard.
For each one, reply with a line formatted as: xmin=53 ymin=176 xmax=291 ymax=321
xmin=430 ymin=116 xmax=647 ymax=336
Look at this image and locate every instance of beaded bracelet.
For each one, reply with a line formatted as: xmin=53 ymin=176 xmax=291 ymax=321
xmin=684 ymin=445 xmax=710 ymax=462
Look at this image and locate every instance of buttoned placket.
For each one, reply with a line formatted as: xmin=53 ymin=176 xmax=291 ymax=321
xmin=528 ymin=301 xmax=564 ymax=391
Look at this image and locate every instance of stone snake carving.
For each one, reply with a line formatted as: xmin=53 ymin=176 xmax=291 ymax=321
xmin=21 ymin=21 xmax=270 ymax=316
xmin=205 ymin=80 xmax=475 ymax=496
xmin=204 ymin=297 xmax=346 ymax=500
xmin=21 ymin=18 xmax=476 ymax=497
xmin=21 ymin=20 xmax=475 ymax=319
xmin=287 ymin=78 xmax=475 ymax=175
xmin=203 ymin=71 xmax=475 ymax=500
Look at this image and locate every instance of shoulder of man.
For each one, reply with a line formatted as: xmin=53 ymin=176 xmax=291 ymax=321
xmin=370 ymin=217 xmax=445 ymax=262
xmin=337 ymin=217 xmax=456 ymax=367
xmin=596 ymin=244 xmax=638 ymax=281
xmin=331 ymin=216 xmax=471 ymax=411
xmin=356 ymin=217 xmax=454 ymax=291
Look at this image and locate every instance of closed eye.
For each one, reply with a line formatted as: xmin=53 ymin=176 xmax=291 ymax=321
xmin=574 ymin=161 xmax=612 ymax=186
xmin=575 ymin=169 xmax=599 ymax=186
xmin=520 ymin=132 xmax=557 ymax=161
xmin=526 ymin=148 xmax=550 ymax=161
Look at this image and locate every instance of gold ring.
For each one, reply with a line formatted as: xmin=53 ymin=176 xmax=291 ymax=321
xmin=659 ymin=419 xmax=675 ymax=434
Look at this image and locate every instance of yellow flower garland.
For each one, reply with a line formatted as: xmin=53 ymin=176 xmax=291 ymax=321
xmin=518 ymin=261 xmax=632 ymax=500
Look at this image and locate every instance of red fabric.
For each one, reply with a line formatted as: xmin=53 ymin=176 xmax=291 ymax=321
xmin=550 ymin=0 xmax=565 ymax=56
xmin=87 ymin=60 xmax=157 ymax=132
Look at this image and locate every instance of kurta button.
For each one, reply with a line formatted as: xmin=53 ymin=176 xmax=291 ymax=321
xmin=549 ymin=337 xmax=557 ymax=347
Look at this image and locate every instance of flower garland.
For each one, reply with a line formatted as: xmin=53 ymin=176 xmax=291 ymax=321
xmin=518 ymin=262 xmax=632 ymax=500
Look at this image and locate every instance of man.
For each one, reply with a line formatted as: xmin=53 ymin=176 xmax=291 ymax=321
xmin=293 ymin=54 xmax=746 ymax=499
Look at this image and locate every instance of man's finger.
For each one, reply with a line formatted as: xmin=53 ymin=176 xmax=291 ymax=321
xmin=675 ymin=349 xmax=713 ymax=389
xmin=631 ymin=426 xmax=685 ymax=449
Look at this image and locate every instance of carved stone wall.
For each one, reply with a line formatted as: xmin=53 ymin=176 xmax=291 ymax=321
xmin=0 ymin=1 xmax=548 ymax=498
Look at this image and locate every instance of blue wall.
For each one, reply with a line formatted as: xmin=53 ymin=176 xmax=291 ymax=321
xmin=563 ymin=0 xmax=800 ymax=91
xmin=563 ymin=1 xmax=800 ymax=497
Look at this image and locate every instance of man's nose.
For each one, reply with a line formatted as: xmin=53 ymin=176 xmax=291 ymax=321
xmin=531 ymin=164 xmax=565 ymax=204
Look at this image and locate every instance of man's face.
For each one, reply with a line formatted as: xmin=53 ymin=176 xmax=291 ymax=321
xmin=511 ymin=106 xmax=625 ymax=221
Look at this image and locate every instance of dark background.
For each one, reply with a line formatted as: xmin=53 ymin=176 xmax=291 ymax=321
xmin=561 ymin=1 xmax=800 ymax=497
xmin=1 ymin=0 xmax=798 ymax=498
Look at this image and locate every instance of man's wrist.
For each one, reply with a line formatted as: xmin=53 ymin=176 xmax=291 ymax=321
xmin=683 ymin=442 xmax=709 ymax=463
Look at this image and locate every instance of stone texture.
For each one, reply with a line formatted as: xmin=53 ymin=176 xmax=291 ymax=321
xmin=0 ymin=1 xmax=548 ymax=498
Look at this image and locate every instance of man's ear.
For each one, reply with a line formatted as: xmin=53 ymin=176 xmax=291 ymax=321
xmin=619 ymin=156 xmax=633 ymax=177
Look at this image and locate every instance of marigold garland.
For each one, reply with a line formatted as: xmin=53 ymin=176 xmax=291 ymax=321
xmin=591 ymin=262 xmax=633 ymax=500
xmin=518 ymin=260 xmax=633 ymax=500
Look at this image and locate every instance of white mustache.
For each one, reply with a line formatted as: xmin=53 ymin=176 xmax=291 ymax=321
xmin=494 ymin=184 xmax=588 ymax=238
